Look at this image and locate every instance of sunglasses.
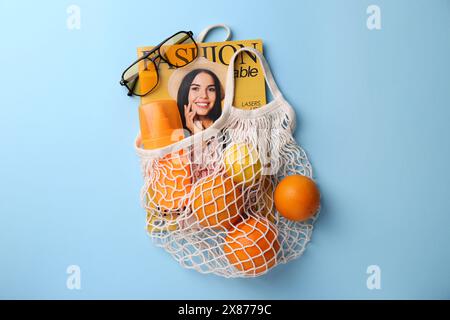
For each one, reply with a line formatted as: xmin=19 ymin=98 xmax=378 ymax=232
xmin=120 ymin=31 xmax=198 ymax=97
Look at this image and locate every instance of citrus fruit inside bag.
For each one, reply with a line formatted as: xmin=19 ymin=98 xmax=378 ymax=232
xmin=135 ymin=47 xmax=320 ymax=278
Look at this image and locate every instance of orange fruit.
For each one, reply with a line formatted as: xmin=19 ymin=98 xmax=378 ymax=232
xmin=224 ymin=216 xmax=280 ymax=275
xmin=147 ymin=152 xmax=191 ymax=211
xmin=274 ymin=175 xmax=320 ymax=221
xmin=191 ymin=175 xmax=242 ymax=230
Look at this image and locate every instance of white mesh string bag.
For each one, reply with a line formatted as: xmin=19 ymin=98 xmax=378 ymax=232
xmin=135 ymin=47 xmax=319 ymax=278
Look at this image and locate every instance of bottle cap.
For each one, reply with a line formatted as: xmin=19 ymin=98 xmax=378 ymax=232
xmin=139 ymin=100 xmax=184 ymax=149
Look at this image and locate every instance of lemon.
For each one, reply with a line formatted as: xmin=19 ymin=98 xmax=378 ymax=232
xmin=224 ymin=143 xmax=262 ymax=186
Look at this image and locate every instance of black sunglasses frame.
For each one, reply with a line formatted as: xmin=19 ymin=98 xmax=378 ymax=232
xmin=120 ymin=31 xmax=197 ymax=97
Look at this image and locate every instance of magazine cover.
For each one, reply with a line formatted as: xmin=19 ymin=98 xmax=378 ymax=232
xmin=137 ymin=39 xmax=266 ymax=120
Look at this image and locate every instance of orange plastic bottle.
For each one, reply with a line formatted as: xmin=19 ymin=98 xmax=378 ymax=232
xmin=139 ymin=100 xmax=191 ymax=232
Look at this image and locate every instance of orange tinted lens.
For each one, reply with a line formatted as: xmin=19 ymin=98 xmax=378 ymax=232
xmin=123 ymin=58 xmax=158 ymax=96
xmin=136 ymin=59 xmax=158 ymax=95
xmin=160 ymin=33 xmax=198 ymax=67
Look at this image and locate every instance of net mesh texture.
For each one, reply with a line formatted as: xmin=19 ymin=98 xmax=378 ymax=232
xmin=137 ymin=104 xmax=319 ymax=278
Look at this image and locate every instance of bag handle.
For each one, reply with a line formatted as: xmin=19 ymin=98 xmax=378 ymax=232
xmin=223 ymin=47 xmax=282 ymax=108
xmin=196 ymin=24 xmax=232 ymax=43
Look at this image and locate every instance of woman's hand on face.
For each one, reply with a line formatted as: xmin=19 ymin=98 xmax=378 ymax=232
xmin=184 ymin=103 xmax=196 ymax=133
xmin=184 ymin=103 xmax=203 ymax=134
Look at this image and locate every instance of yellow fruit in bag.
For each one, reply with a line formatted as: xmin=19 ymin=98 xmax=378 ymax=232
xmin=191 ymin=175 xmax=242 ymax=230
xmin=146 ymin=211 xmax=178 ymax=233
xmin=224 ymin=143 xmax=262 ymax=186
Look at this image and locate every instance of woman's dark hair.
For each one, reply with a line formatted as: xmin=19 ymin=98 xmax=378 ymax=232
xmin=176 ymin=68 xmax=222 ymax=133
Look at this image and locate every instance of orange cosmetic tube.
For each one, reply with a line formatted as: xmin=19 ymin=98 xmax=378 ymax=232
xmin=139 ymin=100 xmax=192 ymax=232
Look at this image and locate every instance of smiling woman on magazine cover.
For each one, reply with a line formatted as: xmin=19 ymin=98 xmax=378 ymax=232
xmin=168 ymin=57 xmax=227 ymax=135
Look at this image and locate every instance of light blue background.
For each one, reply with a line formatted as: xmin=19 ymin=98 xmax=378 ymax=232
xmin=1 ymin=0 xmax=449 ymax=299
